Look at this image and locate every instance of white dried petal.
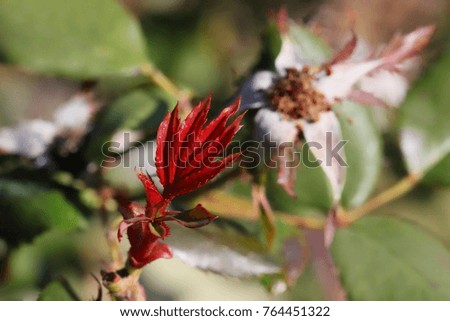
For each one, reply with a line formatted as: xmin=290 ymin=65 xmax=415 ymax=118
xmin=359 ymin=70 xmax=409 ymax=107
xmin=275 ymin=36 xmax=305 ymax=75
xmin=301 ymin=111 xmax=346 ymax=201
xmin=315 ymin=59 xmax=383 ymax=103
xmin=254 ymin=108 xmax=298 ymax=145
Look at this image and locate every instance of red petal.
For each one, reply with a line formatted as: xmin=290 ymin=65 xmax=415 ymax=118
xmin=158 ymin=204 xmax=218 ymax=228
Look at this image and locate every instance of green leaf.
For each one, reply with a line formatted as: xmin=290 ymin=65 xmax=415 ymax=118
xmin=85 ymin=89 xmax=166 ymax=161
xmin=0 ymin=179 xmax=86 ymax=243
xmin=170 ymin=205 xmax=217 ymax=228
xmin=287 ymin=23 xmax=332 ymax=65
xmin=399 ymin=51 xmax=450 ymax=175
xmin=335 ymin=101 xmax=382 ymax=208
xmin=38 ymin=281 xmax=74 ymax=301
xmin=0 ymin=0 xmax=149 ymax=78
xmin=0 ymin=226 xmax=109 ymax=299
xmin=266 ymin=144 xmax=334 ymax=216
xmin=166 ymin=220 xmax=280 ymax=278
xmin=256 ymin=20 xmax=282 ymax=70
xmin=332 ymin=216 xmax=450 ymax=300
xmin=423 ymin=153 xmax=450 ymax=186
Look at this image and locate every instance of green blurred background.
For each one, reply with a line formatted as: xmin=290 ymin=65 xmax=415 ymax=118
xmin=0 ymin=0 xmax=450 ymax=300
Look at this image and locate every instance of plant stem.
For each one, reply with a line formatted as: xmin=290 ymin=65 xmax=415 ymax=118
xmin=305 ymin=229 xmax=347 ymax=300
xmin=338 ymin=173 xmax=421 ymax=225
xmin=140 ymin=64 xmax=192 ymax=114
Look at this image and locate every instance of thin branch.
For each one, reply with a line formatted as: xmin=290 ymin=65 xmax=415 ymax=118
xmin=140 ymin=64 xmax=192 ymax=115
xmin=338 ymin=173 xmax=421 ymax=225
xmin=305 ymin=229 xmax=347 ymax=301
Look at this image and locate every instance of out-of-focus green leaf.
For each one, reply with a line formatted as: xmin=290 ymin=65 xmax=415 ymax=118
xmin=0 ymin=179 xmax=86 ymax=243
xmin=335 ymin=101 xmax=382 ymax=208
xmin=170 ymin=36 xmax=221 ymax=96
xmin=0 ymin=0 xmax=149 ymax=78
xmin=166 ymin=220 xmax=280 ymax=278
xmin=257 ymin=20 xmax=282 ymax=70
xmin=423 ymin=153 xmax=450 ymax=186
xmin=0 ymin=225 xmax=108 ymax=300
xmin=287 ymin=22 xmax=332 ymax=65
xmin=332 ymin=216 xmax=450 ymax=300
xmin=399 ymin=51 xmax=450 ymax=175
xmin=85 ymin=89 xmax=166 ymax=162
xmin=287 ymin=263 xmax=325 ymax=300
xmin=266 ymin=144 xmax=334 ymax=216
xmin=38 ymin=281 xmax=74 ymax=301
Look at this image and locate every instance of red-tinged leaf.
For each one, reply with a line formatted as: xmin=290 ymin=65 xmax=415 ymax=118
xmin=117 ymin=215 xmax=152 ymax=241
xmin=179 ymin=96 xmax=211 ymax=142
xmin=129 ymin=239 xmax=173 ymax=268
xmin=182 ymin=99 xmax=242 ymax=175
xmin=164 ymin=204 xmax=218 ymax=228
xmin=135 ymin=169 xmax=164 ymax=217
xmin=117 ymin=199 xmax=145 ymax=220
xmin=167 ymin=106 xmax=181 ymax=185
xmin=217 ymin=113 xmax=245 ymax=148
xmin=155 ymin=105 xmax=181 ymax=187
xmin=198 ymin=98 xmax=240 ymax=143
xmin=151 ymin=221 xmax=170 ymax=239
xmin=127 ymin=221 xmax=173 ymax=268
xmin=155 ymin=110 xmax=171 ymax=187
xmin=180 ymin=113 xmax=244 ymax=178
xmin=168 ymin=152 xmax=241 ymax=197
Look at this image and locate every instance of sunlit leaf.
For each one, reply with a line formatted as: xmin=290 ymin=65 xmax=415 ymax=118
xmin=166 ymin=221 xmax=280 ymax=278
xmin=0 ymin=179 xmax=86 ymax=244
xmin=399 ymin=51 xmax=450 ymax=175
xmin=332 ymin=216 xmax=450 ymax=300
xmin=0 ymin=0 xmax=149 ymax=78
xmin=335 ymin=101 xmax=382 ymax=208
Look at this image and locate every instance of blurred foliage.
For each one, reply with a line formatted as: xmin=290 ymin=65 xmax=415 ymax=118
xmin=0 ymin=0 xmax=449 ymax=301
